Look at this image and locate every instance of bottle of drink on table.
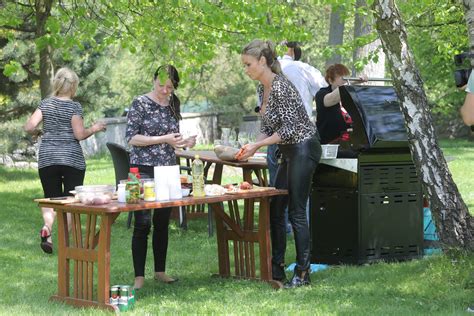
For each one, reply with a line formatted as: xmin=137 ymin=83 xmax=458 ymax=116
xmin=192 ymin=155 xmax=205 ymax=197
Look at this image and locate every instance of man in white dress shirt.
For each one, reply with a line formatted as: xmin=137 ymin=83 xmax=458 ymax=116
xmin=278 ymin=41 xmax=328 ymax=121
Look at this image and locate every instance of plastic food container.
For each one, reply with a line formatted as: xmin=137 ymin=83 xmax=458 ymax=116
xmin=181 ymin=188 xmax=191 ymax=197
xmin=321 ymin=144 xmax=339 ymax=159
xmin=75 ymin=185 xmax=116 ymax=205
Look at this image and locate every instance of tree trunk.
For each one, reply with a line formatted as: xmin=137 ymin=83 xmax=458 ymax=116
xmin=352 ymin=0 xmax=385 ymax=80
xmin=464 ymin=1 xmax=474 ymax=67
xmin=372 ymin=0 xmax=474 ymax=249
xmin=35 ymin=0 xmax=54 ymax=98
xmin=325 ymin=5 xmax=345 ymax=68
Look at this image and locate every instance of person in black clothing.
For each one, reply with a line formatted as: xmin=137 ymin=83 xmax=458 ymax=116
xmin=126 ymin=65 xmax=196 ymax=289
xmin=315 ymin=64 xmax=367 ymax=157
xmin=239 ymin=39 xmax=322 ymax=288
xmin=315 ymin=63 xmax=352 ymax=144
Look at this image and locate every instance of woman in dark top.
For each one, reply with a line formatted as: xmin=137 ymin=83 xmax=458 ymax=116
xmin=126 ymin=65 xmax=196 ymax=289
xmin=238 ymin=40 xmax=322 ymax=288
xmin=24 ymin=67 xmax=106 ymax=254
xmin=315 ymin=63 xmax=352 ymax=144
xmin=316 ymin=64 xmax=367 ymax=148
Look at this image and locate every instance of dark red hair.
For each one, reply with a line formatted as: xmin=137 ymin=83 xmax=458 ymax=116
xmin=325 ymin=64 xmax=350 ymax=83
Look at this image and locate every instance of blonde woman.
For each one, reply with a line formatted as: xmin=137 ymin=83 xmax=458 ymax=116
xmin=239 ymin=40 xmax=322 ymax=288
xmin=24 ymin=67 xmax=106 ymax=254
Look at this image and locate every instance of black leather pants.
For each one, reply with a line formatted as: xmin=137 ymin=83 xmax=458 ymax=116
xmin=270 ymin=134 xmax=321 ymax=273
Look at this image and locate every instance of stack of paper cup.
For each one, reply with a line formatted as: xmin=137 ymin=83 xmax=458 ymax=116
xmin=168 ymin=165 xmax=182 ymax=200
xmin=153 ymin=165 xmax=182 ymax=201
xmin=154 ymin=166 xmax=170 ymax=201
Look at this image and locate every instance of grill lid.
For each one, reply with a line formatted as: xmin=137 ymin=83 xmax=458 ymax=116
xmin=340 ymin=85 xmax=408 ymax=149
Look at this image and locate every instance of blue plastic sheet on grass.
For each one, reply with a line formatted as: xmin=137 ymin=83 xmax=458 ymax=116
xmin=424 ymin=248 xmax=442 ymax=256
xmin=286 ymin=263 xmax=329 ymax=273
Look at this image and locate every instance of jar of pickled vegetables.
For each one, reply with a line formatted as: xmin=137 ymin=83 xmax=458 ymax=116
xmin=126 ymin=181 xmax=140 ymax=204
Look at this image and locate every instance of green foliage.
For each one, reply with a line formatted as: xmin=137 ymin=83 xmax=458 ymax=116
xmin=0 ymin=0 xmax=308 ymax=143
xmin=187 ymin=48 xmax=257 ymax=128
xmin=3 ymin=60 xmax=21 ymax=77
xmin=0 ymin=117 xmax=31 ymax=154
xmin=399 ymin=0 xmax=467 ymax=116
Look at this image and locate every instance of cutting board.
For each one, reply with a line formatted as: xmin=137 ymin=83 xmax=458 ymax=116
xmin=225 ymin=186 xmax=276 ymax=195
xmin=34 ymin=197 xmax=78 ymax=204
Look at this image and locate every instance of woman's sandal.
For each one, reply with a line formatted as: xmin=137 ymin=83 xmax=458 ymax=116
xmin=154 ymin=273 xmax=178 ymax=284
xmin=40 ymin=225 xmax=53 ymax=254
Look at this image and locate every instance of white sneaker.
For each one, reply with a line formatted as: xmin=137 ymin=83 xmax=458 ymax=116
xmin=467 ymin=305 xmax=474 ymax=313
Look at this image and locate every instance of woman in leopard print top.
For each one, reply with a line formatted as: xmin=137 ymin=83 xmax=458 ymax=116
xmin=239 ymin=40 xmax=322 ymax=288
xmin=256 ymin=75 xmax=315 ymax=144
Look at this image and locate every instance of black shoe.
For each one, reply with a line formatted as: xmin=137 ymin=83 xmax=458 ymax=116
xmin=272 ymin=262 xmax=287 ymax=282
xmin=284 ymin=269 xmax=310 ymax=289
xmin=40 ymin=226 xmax=53 ymax=254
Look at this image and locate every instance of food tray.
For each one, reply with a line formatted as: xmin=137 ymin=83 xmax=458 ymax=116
xmin=224 ymin=187 xmax=276 ymax=194
xmin=34 ymin=197 xmax=78 ymax=204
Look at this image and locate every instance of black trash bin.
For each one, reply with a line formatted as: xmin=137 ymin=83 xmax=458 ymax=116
xmin=310 ymin=85 xmax=423 ymax=265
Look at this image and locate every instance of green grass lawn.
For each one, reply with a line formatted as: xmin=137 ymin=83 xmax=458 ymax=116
xmin=0 ymin=140 xmax=473 ymax=315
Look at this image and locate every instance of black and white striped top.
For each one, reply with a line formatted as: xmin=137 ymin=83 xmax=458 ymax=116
xmin=37 ymin=97 xmax=86 ymax=170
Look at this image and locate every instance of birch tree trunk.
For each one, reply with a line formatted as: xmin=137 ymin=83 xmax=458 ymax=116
xmin=35 ymin=0 xmax=54 ymax=98
xmin=326 ymin=5 xmax=345 ymax=68
xmin=464 ymin=0 xmax=474 ymax=67
xmin=352 ymin=0 xmax=385 ymax=80
xmin=372 ymin=0 xmax=474 ymax=249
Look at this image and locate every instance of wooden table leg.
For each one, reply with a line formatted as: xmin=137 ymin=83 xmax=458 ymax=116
xmin=211 ymin=202 xmax=230 ymax=277
xmin=257 ymin=197 xmax=272 ymax=281
xmin=242 ymin=169 xmax=253 ymax=185
xmin=97 ymin=213 xmax=113 ymax=305
xmin=207 ymin=162 xmax=223 ymax=237
xmin=56 ymin=210 xmax=69 ymax=298
xmin=212 ymin=163 xmax=223 ymax=184
xmin=257 ymin=197 xmax=282 ymax=289
xmin=212 ymin=197 xmax=280 ymax=287
xmin=50 ymin=210 xmax=119 ymax=312
xmin=243 ymin=168 xmax=268 ymax=187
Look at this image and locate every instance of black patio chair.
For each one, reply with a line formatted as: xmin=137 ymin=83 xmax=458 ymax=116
xmin=106 ymin=142 xmax=134 ymax=228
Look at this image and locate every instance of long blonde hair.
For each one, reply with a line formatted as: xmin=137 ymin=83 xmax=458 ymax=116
xmin=241 ymin=39 xmax=282 ymax=75
xmin=51 ymin=67 xmax=79 ymax=97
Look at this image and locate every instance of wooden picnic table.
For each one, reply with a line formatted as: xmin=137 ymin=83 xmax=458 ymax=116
xmin=37 ymin=188 xmax=287 ymax=312
xmin=176 ymin=150 xmax=269 ymax=187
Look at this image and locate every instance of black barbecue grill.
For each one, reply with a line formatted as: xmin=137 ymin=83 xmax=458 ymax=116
xmin=310 ymin=85 xmax=423 ymax=264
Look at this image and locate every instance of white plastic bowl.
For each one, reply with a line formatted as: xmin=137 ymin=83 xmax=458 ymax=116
xmin=321 ymin=144 xmax=339 ymax=159
xmin=181 ymin=188 xmax=191 ymax=197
